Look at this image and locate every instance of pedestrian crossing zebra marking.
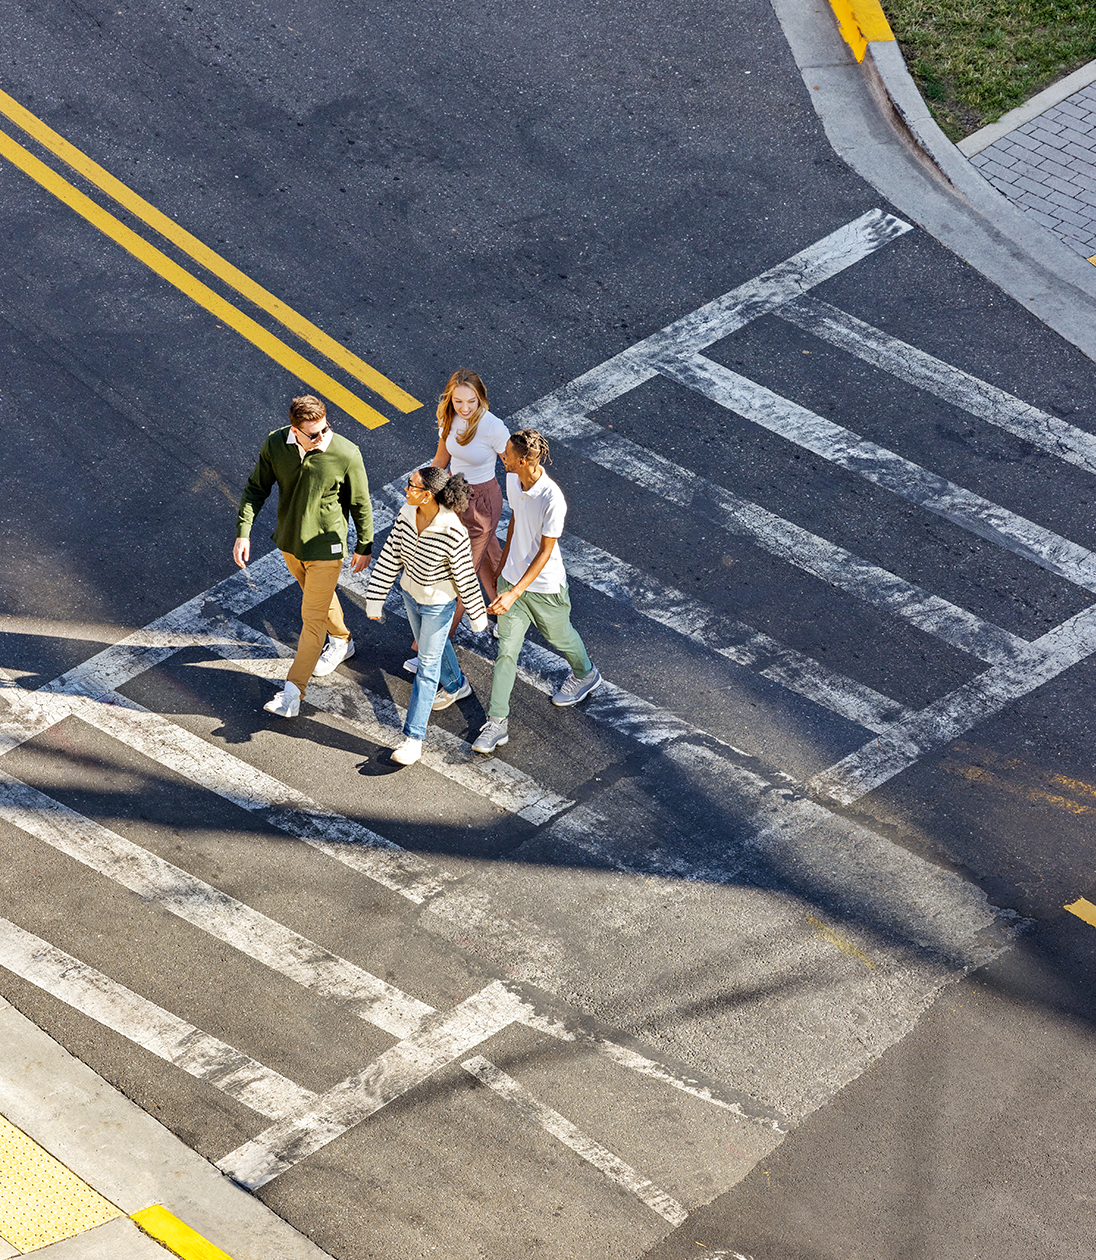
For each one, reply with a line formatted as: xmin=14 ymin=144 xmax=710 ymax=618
xmin=0 ymin=725 xmax=778 ymax=1211
xmin=0 ymin=916 xmax=317 ymax=1121
xmin=777 ymin=296 xmax=1096 ymax=474
xmin=461 ymin=1055 xmax=689 ymax=1227
xmin=504 ymin=211 xmax=1096 ymax=802
xmin=0 ymin=594 xmax=1006 ymax=1194
xmin=1 ymin=206 xmax=1079 ymax=1244
xmin=659 ymin=352 xmax=1096 ymax=592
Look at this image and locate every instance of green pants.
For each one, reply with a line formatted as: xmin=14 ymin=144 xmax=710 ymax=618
xmin=488 ymin=578 xmax=594 ymax=720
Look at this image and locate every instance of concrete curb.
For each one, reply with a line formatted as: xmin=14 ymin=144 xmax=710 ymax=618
xmin=770 ymin=0 xmax=1096 ymax=363
xmin=0 ymin=997 xmax=334 ymax=1260
xmin=862 ymin=38 xmax=1096 ymax=291
xmin=862 ymin=39 xmax=981 ymax=191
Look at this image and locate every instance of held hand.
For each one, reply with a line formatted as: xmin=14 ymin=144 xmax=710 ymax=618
xmin=488 ymin=588 xmax=518 ymax=616
xmin=233 ymin=538 xmax=250 ymax=569
xmin=350 ymin=551 xmax=371 ymax=574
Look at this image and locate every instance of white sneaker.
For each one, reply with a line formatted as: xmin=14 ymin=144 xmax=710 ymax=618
xmin=312 ymin=636 xmax=355 ymax=677
xmin=432 ymin=680 xmax=472 ymax=710
xmin=390 ymin=737 xmax=423 ymax=765
xmin=263 ymin=680 xmax=301 ymax=718
xmin=403 ymin=656 xmax=419 ymax=675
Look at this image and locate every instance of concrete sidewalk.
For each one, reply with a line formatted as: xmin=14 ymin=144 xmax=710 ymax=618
xmin=0 ymin=995 xmax=332 ymax=1259
xmin=771 ymin=0 xmax=1096 ymax=364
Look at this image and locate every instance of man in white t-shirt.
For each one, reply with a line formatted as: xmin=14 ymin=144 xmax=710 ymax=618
xmin=471 ymin=428 xmax=602 ymax=754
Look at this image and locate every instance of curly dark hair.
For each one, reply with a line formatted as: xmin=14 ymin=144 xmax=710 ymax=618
xmin=418 ymin=466 xmax=472 ymax=514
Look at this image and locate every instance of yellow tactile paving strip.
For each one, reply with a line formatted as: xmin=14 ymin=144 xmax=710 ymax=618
xmin=0 ymin=1115 xmax=122 ymax=1251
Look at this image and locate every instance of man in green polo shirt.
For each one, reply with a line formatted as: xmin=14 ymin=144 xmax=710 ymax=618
xmin=234 ymin=394 xmax=373 ymax=718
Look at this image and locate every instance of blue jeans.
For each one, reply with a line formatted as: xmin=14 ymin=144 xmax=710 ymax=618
xmin=401 ymin=591 xmax=464 ymax=740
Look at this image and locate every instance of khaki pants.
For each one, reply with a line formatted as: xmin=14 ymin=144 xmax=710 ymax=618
xmin=281 ymin=552 xmax=349 ymax=697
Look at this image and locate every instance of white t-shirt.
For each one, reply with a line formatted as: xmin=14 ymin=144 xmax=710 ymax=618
xmin=439 ymin=410 xmax=510 ymax=484
xmin=502 ymin=471 xmax=568 ymax=594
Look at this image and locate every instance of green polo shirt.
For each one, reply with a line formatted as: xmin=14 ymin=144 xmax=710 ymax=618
xmin=236 ymin=427 xmax=373 ymax=561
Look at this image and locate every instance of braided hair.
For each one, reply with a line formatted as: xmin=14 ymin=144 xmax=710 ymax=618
xmin=418 ymin=466 xmax=472 ymax=515
xmin=508 ymin=428 xmax=551 ymax=466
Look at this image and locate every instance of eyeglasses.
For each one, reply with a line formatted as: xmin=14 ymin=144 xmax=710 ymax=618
xmin=294 ymin=424 xmax=330 ymax=443
xmin=406 ymin=481 xmax=427 ymax=495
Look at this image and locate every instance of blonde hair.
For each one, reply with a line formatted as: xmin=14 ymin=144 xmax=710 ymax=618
xmin=436 ymin=369 xmax=488 ymax=447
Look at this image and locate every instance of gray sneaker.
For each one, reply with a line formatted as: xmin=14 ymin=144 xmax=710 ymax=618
xmin=551 ymin=665 xmax=602 ymax=707
xmin=471 ymin=718 xmax=509 ymax=754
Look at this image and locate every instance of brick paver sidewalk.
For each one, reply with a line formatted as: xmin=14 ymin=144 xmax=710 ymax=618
xmin=967 ymin=78 xmax=1096 ymax=262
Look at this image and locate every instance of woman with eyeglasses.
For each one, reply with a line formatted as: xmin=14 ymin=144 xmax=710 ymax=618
xmin=364 ymin=468 xmax=487 ymax=765
xmin=403 ymin=369 xmax=508 ymax=674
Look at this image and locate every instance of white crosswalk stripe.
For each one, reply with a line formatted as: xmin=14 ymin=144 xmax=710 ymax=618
xmin=521 ymin=404 xmax=1034 ymax=665
xmin=0 ymin=765 xmax=437 ymax=1037
xmin=809 ymin=601 xmax=1096 ymax=803
xmin=510 ymin=209 xmax=912 ymax=424
xmin=462 ymin=1055 xmax=688 ymax=1227
xmin=778 ymin=295 xmax=1096 ymax=474
xmin=0 ymin=683 xmax=459 ymax=905
xmin=0 ymin=916 xmax=317 ymax=1120
xmin=0 ymin=716 xmax=788 ymax=1195
xmin=0 ymin=560 xmax=1006 ymax=1190
xmin=660 ymin=351 xmax=1096 ymax=592
xmin=216 ymin=982 xmax=539 ymax=1189
xmin=499 ymin=214 xmax=1096 ymax=799
xmin=194 ymin=614 xmax=575 ymax=826
xmin=5 ymin=207 xmax=1093 ymax=1244
xmin=553 ymin=531 xmax=914 ymax=734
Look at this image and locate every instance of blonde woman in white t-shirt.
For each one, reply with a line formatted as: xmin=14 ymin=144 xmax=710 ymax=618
xmin=403 ymin=369 xmax=510 ymax=673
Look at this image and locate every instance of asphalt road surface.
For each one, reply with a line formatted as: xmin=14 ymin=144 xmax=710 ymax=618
xmin=1 ymin=1 xmax=1095 ymax=1258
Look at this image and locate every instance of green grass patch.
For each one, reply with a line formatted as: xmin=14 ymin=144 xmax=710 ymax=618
xmin=883 ymin=0 xmax=1096 ymax=140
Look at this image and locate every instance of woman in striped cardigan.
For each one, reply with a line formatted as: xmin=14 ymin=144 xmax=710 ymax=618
xmin=365 ymin=467 xmax=488 ymax=765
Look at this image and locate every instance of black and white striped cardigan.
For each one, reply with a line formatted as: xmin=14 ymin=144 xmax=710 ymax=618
xmin=364 ymin=505 xmax=488 ymax=630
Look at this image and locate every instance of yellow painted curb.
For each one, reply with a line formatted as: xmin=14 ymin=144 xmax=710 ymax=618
xmin=131 ymin=1205 xmax=237 ymax=1260
xmin=827 ymin=0 xmax=894 ymax=62
xmin=1064 ymin=896 xmax=1096 ymax=927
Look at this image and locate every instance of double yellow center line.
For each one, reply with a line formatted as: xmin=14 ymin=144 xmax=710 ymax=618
xmin=0 ymin=87 xmax=420 ymax=429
